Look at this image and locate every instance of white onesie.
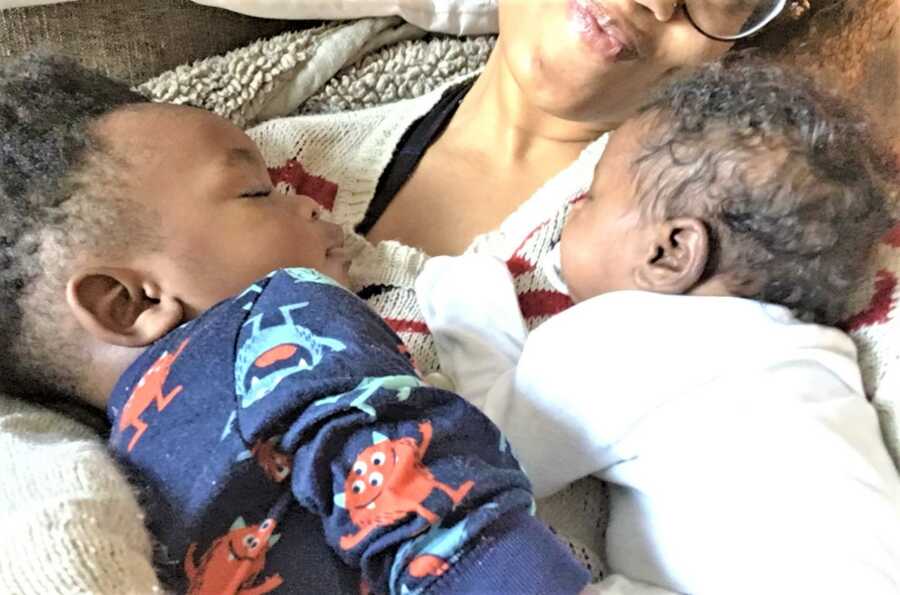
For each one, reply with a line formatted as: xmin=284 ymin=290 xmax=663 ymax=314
xmin=416 ymin=253 xmax=900 ymax=595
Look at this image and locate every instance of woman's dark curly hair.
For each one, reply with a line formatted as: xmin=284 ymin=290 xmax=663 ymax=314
xmin=0 ymin=53 xmax=149 ymax=403
xmin=734 ymin=0 xmax=841 ymax=55
xmin=632 ymin=55 xmax=893 ymax=325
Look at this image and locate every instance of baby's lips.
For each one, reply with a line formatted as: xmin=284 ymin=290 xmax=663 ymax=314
xmin=333 ymin=233 xmax=369 ymax=261
xmin=326 ymin=243 xmax=351 ymax=262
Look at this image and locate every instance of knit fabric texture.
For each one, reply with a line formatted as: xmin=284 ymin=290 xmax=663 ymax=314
xmin=0 ymin=397 xmax=162 ymax=594
xmin=845 ymin=222 xmax=900 ymax=467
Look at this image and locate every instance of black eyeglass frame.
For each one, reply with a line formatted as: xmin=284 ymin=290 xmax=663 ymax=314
xmin=681 ymin=0 xmax=788 ymax=42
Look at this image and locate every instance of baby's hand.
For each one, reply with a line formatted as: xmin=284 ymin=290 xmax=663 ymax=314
xmin=417 ymin=254 xmax=518 ymax=319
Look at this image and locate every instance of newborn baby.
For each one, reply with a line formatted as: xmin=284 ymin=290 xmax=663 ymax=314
xmin=417 ymin=58 xmax=900 ymax=595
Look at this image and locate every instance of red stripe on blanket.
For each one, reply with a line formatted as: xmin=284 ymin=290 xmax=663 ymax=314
xmin=842 ymin=269 xmax=898 ymax=332
xmin=519 ymin=290 xmax=573 ymax=320
xmin=884 ymin=223 xmax=900 ymax=248
xmin=507 ymin=226 xmax=544 ymax=276
xmin=507 ymin=254 xmax=533 ymax=277
xmin=385 ymin=318 xmax=430 ymax=334
xmin=268 ymin=159 xmax=338 ymax=211
xmin=506 ymin=193 xmax=586 ymax=277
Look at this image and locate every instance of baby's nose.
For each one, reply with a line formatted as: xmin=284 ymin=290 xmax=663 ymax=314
xmin=323 ymin=220 xmax=344 ymax=245
xmin=296 ymin=194 xmax=323 ymax=219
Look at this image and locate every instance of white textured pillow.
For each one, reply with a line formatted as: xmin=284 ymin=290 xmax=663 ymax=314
xmin=0 ymin=0 xmax=73 ymax=9
xmin=190 ymin=0 xmax=499 ymax=35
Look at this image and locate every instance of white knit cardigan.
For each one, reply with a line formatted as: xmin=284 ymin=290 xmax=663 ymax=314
xmin=248 ymin=74 xmax=608 ymax=373
xmin=0 ymin=397 xmax=162 ymax=593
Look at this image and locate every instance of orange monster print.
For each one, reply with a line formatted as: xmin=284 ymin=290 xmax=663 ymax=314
xmin=184 ymin=516 xmax=283 ymax=595
xmin=117 ymin=339 xmax=190 ymax=452
xmin=333 ymin=421 xmax=474 ymax=550
xmin=237 ymin=436 xmax=293 ymax=483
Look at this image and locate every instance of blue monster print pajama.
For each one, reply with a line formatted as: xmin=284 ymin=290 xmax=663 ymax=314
xmin=107 ymin=268 xmax=589 ymax=595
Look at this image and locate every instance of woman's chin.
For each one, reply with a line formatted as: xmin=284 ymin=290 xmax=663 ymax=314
xmin=522 ymin=36 xmax=633 ymax=116
xmin=527 ymin=66 xmax=622 ymax=122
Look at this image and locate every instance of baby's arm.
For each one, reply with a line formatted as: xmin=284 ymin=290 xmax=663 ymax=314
xmin=282 ymin=375 xmax=589 ymax=594
xmin=418 ymin=255 xmax=607 ymax=497
xmin=416 ymin=254 xmax=529 ymax=408
xmin=253 ymin=271 xmax=589 ymax=594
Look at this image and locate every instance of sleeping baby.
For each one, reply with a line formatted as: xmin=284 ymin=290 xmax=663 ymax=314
xmin=0 ymin=53 xmax=592 ymax=594
xmin=417 ymin=58 xmax=900 ymax=595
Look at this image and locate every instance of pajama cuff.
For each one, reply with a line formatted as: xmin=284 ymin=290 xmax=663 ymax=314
xmin=427 ymin=510 xmax=590 ymax=594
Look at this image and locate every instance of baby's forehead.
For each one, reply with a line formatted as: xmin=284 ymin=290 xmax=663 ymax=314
xmin=88 ymin=103 xmax=268 ymax=227
xmin=96 ymin=103 xmax=262 ymax=183
xmin=98 ymin=103 xmax=252 ymax=158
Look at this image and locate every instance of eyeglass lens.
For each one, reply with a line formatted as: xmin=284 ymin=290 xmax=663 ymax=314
xmin=685 ymin=0 xmax=786 ymax=40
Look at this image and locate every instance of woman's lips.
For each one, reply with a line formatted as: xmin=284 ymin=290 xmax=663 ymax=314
xmin=568 ymin=0 xmax=638 ymax=62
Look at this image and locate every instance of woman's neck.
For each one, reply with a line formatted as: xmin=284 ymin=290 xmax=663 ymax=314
xmin=444 ymin=43 xmax=615 ymax=167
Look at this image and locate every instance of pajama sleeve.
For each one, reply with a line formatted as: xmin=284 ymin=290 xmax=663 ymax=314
xmin=234 ymin=269 xmax=589 ymax=595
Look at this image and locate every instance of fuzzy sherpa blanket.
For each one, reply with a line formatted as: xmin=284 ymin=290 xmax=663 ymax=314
xmin=138 ymin=17 xmax=494 ymax=127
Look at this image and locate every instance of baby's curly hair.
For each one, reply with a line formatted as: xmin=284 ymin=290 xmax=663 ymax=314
xmin=0 ymin=53 xmax=150 ymax=403
xmin=633 ymin=55 xmax=893 ymax=325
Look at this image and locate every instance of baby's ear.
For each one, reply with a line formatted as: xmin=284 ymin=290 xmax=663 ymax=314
xmin=633 ymin=217 xmax=709 ymax=295
xmin=66 ymin=268 xmax=183 ymax=348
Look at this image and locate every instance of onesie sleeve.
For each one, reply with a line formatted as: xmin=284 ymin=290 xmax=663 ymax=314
xmin=416 ymin=254 xmax=529 ymax=410
xmin=418 ymin=255 xmax=606 ymax=498
xmin=234 ymin=269 xmax=589 ymax=595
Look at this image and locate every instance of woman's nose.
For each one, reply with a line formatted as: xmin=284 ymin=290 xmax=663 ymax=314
xmin=632 ymin=0 xmax=679 ymax=22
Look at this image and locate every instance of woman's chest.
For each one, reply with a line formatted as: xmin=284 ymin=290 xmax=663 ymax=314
xmin=365 ymin=148 xmax=557 ymax=257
